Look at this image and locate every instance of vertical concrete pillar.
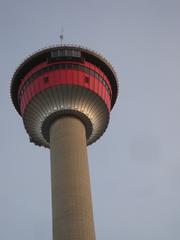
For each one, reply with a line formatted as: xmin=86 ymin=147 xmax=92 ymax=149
xmin=50 ymin=117 xmax=96 ymax=240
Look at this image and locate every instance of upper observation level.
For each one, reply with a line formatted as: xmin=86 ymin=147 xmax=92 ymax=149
xmin=10 ymin=45 xmax=118 ymax=147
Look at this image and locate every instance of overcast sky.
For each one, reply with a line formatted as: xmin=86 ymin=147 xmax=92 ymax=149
xmin=0 ymin=0 xmax=180 ymax=239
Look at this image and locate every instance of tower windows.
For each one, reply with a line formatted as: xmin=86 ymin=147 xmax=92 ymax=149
xmin=44 ymin=77 xmax=49 ymax=83
xmin=19 ymin=63 xmax=111 ymax=99
xmin=84 ymin=76 xmax=90 ymax=83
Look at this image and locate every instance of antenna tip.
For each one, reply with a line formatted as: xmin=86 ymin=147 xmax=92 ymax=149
xmin=59 ymin=30 xmax=64 ymax=45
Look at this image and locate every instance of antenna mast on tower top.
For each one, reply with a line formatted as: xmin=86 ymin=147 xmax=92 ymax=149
xmin=60 ymin=29 xmax=64 ymax=45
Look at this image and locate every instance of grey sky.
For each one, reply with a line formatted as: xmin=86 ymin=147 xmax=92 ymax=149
xmin=1 ymin=0 xmax=180 ymax=239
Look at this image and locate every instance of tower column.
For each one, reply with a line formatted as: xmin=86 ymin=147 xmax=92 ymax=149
xmin=50 ymin=117 xmax=96 ymax=240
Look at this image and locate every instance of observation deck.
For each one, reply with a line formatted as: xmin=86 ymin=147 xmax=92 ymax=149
xmin=11 ymin=45 xmax=118 ymax=147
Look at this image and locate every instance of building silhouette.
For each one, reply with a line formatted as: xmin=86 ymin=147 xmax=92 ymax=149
xmin=11 ymin=44 xmax=118 ymax=240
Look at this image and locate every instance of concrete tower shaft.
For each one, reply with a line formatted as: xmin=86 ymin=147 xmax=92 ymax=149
xmin=50 ymin=117 xmax=95 ymax=240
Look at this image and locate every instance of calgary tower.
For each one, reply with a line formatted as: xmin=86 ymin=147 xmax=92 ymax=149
xmin=11 ymin=43 xmax=118 ymax=240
